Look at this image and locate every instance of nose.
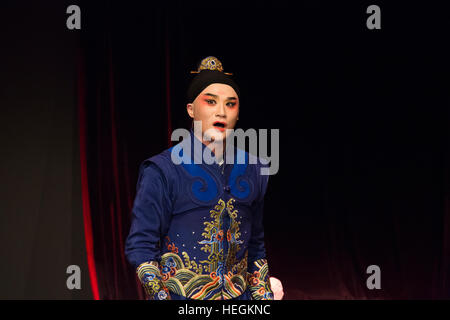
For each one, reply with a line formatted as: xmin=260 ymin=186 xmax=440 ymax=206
xmin=216 ymin=102 xmax=226 ymax=118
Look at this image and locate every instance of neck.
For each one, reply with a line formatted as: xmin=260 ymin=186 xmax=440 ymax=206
xmin=193 ymin=130 xmax=226 ymax=161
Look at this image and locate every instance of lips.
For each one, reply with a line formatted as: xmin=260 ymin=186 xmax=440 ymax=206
xmin=213 ymin=121 xmax=226 ymax=132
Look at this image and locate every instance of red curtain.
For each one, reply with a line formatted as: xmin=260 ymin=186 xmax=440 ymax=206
xmin=76 ymin=3 xmax=173 ymax=298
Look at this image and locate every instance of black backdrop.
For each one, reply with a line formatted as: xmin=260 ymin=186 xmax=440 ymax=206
xmin=1 ymin=1 xmax=449 ymax=300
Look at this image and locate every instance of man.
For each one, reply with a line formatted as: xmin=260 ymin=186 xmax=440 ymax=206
xmin=125 ymin=56 xmax=274 ymax=300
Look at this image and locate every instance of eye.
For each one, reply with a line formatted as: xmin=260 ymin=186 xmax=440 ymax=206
xmin=226 ymin=102 xmax=236 ymax=107
xmin=205 ymin=99 xmax=216 ymax=105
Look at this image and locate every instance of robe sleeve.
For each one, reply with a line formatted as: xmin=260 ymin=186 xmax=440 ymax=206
xmin=246 ymin=166 xmax=274 ymax=300
xmin=125 ymin=161 xmax=173 ymax=300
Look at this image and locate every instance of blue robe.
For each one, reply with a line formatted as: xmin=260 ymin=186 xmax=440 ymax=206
xmin=125 ymin=131 xmax=273 ymax=300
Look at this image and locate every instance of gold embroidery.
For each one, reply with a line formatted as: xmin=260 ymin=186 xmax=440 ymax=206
xmin=247 ymin=259 xmax=274 ymax=300
xmin=182 ymin=251 xmax=204 ymax=274
xmin=160 ymin=198 xmax=247 ymax=299
xmin=136 ymin=261 xmax=171 ymax=300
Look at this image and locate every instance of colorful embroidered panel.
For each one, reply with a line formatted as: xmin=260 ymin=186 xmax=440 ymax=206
xmin=247 ymin=259 xmax=274 ymax=300
xmin=136 ymin=261 xmax=171 ymax=300
xmin=159 ymin=198 xmax=248 ymax=300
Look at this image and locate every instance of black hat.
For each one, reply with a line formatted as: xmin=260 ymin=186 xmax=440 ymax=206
xmin=187 ymin=56 xmax=240 ymax=103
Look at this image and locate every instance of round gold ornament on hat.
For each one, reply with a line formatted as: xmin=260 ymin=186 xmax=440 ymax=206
xmin=190 ymin=56 xmax=233 ymax=75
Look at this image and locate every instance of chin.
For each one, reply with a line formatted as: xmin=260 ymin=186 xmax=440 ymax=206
xmin=203 ymin=128 xmax=226 ymax=142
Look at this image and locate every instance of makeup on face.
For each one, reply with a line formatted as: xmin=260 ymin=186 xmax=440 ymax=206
xmin=200 ymin=93 xmax=238 ymax=107
xmin=190 ymin=84 xmax=239 ymax=139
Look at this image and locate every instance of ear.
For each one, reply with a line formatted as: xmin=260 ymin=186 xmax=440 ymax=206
xmin=186 ymin=103 xmax=195 ymax=119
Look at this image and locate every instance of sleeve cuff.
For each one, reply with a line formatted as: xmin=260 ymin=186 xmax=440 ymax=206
xmin=247 ymin=259 xmax=274 ymax=300
xmin=136 ymin=261 xmax=171 ymax=300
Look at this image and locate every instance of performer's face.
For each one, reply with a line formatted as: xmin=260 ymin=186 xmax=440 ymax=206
xmin=187 ymin=83 xmax=239 ymax=142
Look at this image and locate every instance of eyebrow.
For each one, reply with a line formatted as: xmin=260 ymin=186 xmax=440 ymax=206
xmin=203 ymin=93 xmax=237 ymax=100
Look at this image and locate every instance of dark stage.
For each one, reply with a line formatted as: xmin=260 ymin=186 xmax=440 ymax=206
xmin=0 ymin=1 xmax=449 ymax=300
